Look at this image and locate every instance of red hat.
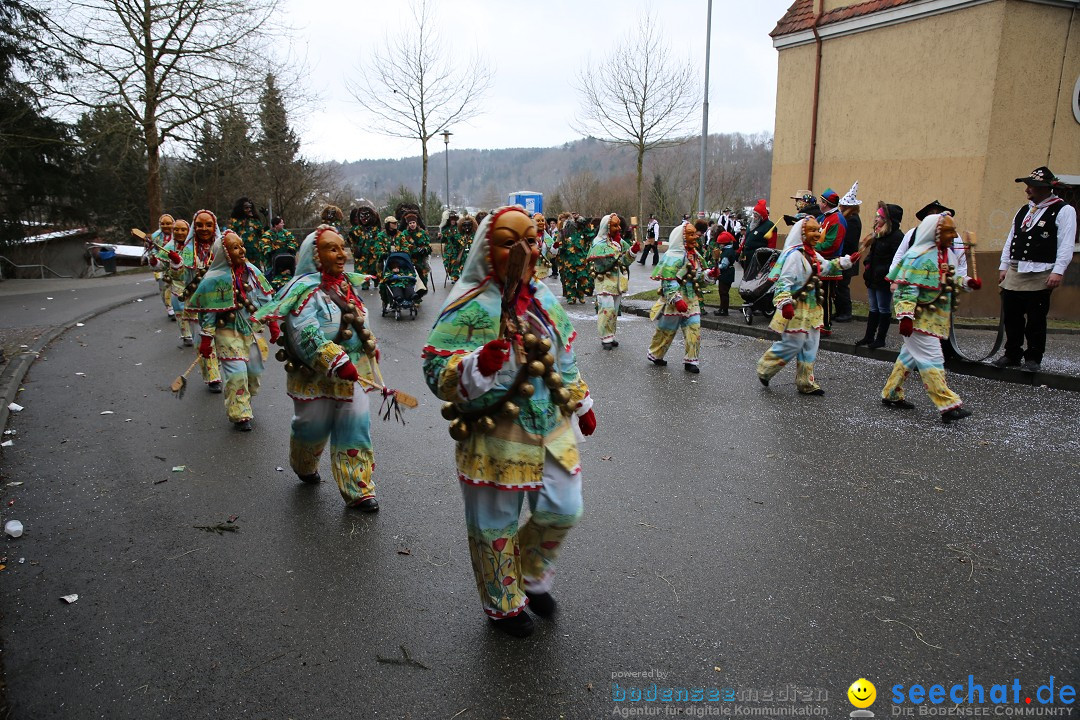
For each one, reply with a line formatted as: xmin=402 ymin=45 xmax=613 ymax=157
xmin=718 ymin=231 xmax=735 ymax=244
xmin=753 ymin=199 xmax=769 ymax=220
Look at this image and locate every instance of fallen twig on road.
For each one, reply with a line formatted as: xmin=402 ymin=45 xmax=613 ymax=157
xmin=239 ymin=651 xmax=287 ymax=676
xmin=656 ymin=572 xmax=679 ymax=603
xmin=873 ymin=614 xmax=943 ymax=650
xmin=166 ymin=547 xmax=209 ymax=561
xmin=377 ymin=645 xmax=430 ymax=670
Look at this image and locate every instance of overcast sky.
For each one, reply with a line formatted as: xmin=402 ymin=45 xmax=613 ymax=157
xmin=282 ymin=0 xmax=792 ymax=162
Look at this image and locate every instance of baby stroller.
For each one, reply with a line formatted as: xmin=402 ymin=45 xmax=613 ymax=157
xmin=379 ymin=252 xmax=425 ymax=321
xmin=738 ymin=247 xmax=781 ymax=325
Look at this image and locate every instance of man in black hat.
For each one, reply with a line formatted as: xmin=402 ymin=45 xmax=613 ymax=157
xmin=992 ymin=167 xmax=1077 ymax=372
xmin=639 ymin=213 xmax=661 ymax=265
xmin=889 ymin=200 xmax=966 ymax=275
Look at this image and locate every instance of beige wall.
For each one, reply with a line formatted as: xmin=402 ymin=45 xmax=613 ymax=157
xmin=768 ymin=0 xmax=1080 ymax=318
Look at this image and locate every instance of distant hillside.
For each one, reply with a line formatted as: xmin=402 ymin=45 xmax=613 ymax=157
xmin=328 ymin=133 xmax=772 ymax=216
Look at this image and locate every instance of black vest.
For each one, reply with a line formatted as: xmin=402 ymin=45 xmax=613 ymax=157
xmin=1011 ymin=201 xmax=1064 ymax=264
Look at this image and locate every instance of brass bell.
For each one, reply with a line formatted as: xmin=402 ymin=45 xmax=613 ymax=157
xmin=440 ymin=402 xmax=459 ymax=421
xmin=361 ymin=329 xmax=374 ymax=341
xmin=476 ymin=416 xmax=496 ymax=433
xmin=342 ymin=313 xmax=356 ymax=324
xmin=216 ymin=318 xmax=225 ymax=328
xmin=538 ymin=338 xmax=552 ymax=352
xmin=500 ymin=401 xmax=520 ymax=419
xmin=275 ymin=335 xmax=286 ymax=346
xmin=541 ymin=353 xmax=555 ymax=369
xmin=226 ymin=312 xmax=236 ymax=322
xmin=449 ymin=419 xmax=471 ymax=441
xmin=275 ymin=348 xmax=287 ymax=362
xmin=518 ymin=382 xmax=535 ymax=399
xmin=527 ymin=360 xmax=546 ymax=377
xmin=245 ymin=303 xmax=256 ymax=314
xmin=363 ymin=341 xmax=377 ymax=354
xmin=348 ymin=304 xmax=359 ymax=315
xmin=552 ymin=388 xmax=571 ymax=405
xmin=522 ymin=333 xmax=538 ymax=349
xmin=341 ymin=328 xmax=353 ymax=340
xmin=284 ymin=361 xmax=296 ymax=372
xmin=545 ymin=372 xmax=563 ymax=388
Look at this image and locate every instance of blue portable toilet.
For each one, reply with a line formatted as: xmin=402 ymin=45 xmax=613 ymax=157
xmin=507 ymin=191 xmax=543 ymax=215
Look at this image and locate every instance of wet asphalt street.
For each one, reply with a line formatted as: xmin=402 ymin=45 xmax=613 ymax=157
xmin=1 ymin=262 xmax=1078 ymax=720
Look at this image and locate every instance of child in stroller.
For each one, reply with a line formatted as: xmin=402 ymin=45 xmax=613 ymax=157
xmin=380 ymin=251 xmax=426 ymax=320
xmin=738 ymin=246 xmax=781 ymax=324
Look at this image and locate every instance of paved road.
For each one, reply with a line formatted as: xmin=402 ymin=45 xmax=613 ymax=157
xmin=1 ymin=261 xmax=1077 ymax=719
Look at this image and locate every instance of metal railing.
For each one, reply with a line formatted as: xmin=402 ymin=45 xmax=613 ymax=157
xmin=0 ymin=255 xmax=73 ymax=279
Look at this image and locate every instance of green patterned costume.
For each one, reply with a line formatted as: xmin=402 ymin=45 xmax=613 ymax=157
xmin=257 ymin=228 xmax=299 ymax=290
xmin=229 ymin=217 xmax=265 ymax=271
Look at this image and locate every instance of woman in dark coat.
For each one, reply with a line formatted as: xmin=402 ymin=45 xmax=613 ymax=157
xmin=856 ymin=201 xmax=904 ymax=348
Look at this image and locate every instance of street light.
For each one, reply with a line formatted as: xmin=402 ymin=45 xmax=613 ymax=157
xmin=441 ymin=130 xmax=453 ymax=210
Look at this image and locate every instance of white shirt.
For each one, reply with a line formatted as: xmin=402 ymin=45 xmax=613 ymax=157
xmin=889 ymin=229 xmax=969 ymax=280
xmin=998 ymin=198 xmax=1077 ymax=275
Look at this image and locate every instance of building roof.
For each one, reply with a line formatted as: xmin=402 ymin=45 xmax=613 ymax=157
xmin=771 ymin=0 xmax=921 ymax=37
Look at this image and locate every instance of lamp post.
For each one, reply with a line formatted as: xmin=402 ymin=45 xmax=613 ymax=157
xmin=697 ymin=0 xmax=713 ymax=218
xmin=441 ymin=130 xmax=453 ymax=211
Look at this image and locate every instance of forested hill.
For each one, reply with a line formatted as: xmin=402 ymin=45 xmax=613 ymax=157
xmin=329 ymin=133 xmax=772 ymax=214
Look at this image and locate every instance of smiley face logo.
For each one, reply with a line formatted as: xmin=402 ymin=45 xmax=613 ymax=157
xmin=848 ymin=679 xmax=876 ymax=709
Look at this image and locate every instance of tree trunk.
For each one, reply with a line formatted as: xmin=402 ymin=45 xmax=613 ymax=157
xmin=636 ymin=145 xmax=644 ymax=248
xmin=145 ymin=113 xmax=162 ymax=228
xmin=421 ymin=139 xmax=429 ymax=223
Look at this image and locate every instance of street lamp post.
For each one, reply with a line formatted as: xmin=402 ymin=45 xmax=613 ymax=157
xmin=441 ymin=130 xmax=453 ymax=211
xmin=697 ymin=0 xmax=713 ymax=218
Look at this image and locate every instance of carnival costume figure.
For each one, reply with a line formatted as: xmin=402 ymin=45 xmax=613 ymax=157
xmin=587 ymin=214 xmax=639 ymax=349
xmin=349 ymin=203 xmax=382 ymax=287
xmin=149 ymin=214 xmax=175 ymax=317
xmin=168 ymin=210 xmax=223 ymax=391
xmin=258 ymin=217 xmax=299 ymax=291
xmin=559 ymin=215 xmax=591 ymax=304
xmin=254 ymin=226 xmax=383 ymax=511
xmin=155 ymin=218 xmax=192 ymax=345
xmin=229 ymin=197 xmax=265 ymax=272
xmin=374 ymin=216 xmax=400 ymax=275
xmin=649 ymin=222 xmax=716 ymax=372
xmin=188 ymin=232 xmax=274 ymax=430
xmin=881 ymin=213 xmax=977 ymax=423
xmin=422 ymin=206 xmax=596 ymax=638
xmin=399 ymin=211 xmax=432 ymax=294
xmin=444 ymin=215 xmax=476 ymax=284
xmin=756 ymin=218 xmax=857 ymax=394
xmin=532 ymin=213 xmax=553 ymax=280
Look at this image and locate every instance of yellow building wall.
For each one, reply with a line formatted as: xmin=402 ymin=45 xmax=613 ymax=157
xmin=1048 ymin=6 xmax=1080 ymax=173
xmin=769 ymin=43 xmax=818 ymax=218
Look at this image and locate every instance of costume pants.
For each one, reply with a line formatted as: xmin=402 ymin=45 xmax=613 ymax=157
xmin=1001 ymin=288 xmax=1052 ymax=363
xmin=189 ymin=320 xmax=220 ymax=384
xmin=882 ymin=331 xmax=962 ymax=411
xmin=648 ymin=313 xmax=701 ymax=364
xmin=157 ymin=275 xmax=170 ymax=309
xmin=217 ymin=336 xmax=263 ymax=422
xmin=562 ymin=270 xmax=590 ymax=303
xmin=756 ymin=330 xmax=821 ymax=393
xmin=596 ymin=294 xmax=622 ymax=343
xmin=171 ymin=292 xmax=191 ymax=340
xmin=289 ymin=391 xmax=375 ymax=505
xmin=460 ymin=454 xmax=583 ymax=618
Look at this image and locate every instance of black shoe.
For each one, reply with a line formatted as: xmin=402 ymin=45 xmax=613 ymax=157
xmin=182 ymin=337 xmax=194 ymax=347
xmin=602 ymin=342 xmax=614 ymax=351
xmin=208 ymin=381 xmax=223 ymax=393
xmin=803 ymin=388 xmax=825 ymax=396
xmin=489 ymin=612 xmax=534 ymax=638
xmin=298 ymin=471 xmax=321 ymax=484
xmin=881 ymin=398 xmax=915 ymax=410
xmin=1020 ymin=360 xmax=1041 ymax=373
xmin=610 ymin=340 xmax=619 ymax=348
xmin=353 ymin=497 xmax=380 ymax=513
xmin=719 ymin=310 xmax=729 ymax=316
xmin=990 ymin=356 xmax=1020 ymax=369
xmin=650 ymin=357 xmax=667 ymax=366
xmin=758 ymin=375 xmax=769 ymax=387
xmin=684 ymin=363 xmax=699 ymax=374
xmin=941 ymin=407 xmax=972 ymax=424
xmin=712 ymin=309 xmax=723 ymax=316
xmin=234 ymin=419 xmax=253 ymax=431
xmin=866 ymin=339 xmax=885 ymax=349
xmin=854 ymin=337 xmax=873 ymax=347
xmin=526 ymin=591 xmax=557 ymax=618
xmin=833 ymin=314 xmax=853 ymax=323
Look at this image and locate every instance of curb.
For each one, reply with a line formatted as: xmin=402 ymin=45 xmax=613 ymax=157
xmin=0 ymin=290 xmax=160 ymax=434
xmin=624 ymin=306 xmax=1080 ymax=393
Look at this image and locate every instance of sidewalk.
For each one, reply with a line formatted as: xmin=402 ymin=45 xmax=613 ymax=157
xmin=0 ymin=274 xmax=162 ymax=430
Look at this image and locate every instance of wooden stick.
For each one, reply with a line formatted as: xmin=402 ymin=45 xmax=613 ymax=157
xmin=963 ymin=231 xmax=978 ymax=282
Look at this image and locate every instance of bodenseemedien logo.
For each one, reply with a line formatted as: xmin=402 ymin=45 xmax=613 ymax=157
xmin=849 ymin=679 xmax=877 ymax=718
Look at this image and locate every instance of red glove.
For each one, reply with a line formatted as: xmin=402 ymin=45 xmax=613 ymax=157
xmin=148 ymin=255 xmax=159 ymax=267
xmin=578 ymin=409 xmax=596 ymax=436
xmin=198 ymin=335 xmax=213 ymax=358
xmin=476 ymin=339 xmax=511 ymax=377
xmin=673 ymin=298 xmax=689 ymax=313
xmin=847 ymin=251 xmax=861 ymax=265
xmin=374 ymin=348 xmax=381 ymax=363
xmin=967 ymin=278 xmax=982 ymax=290
xmin=168 ymin=250 xmax=182 ymax=265
xmin=899 ymin=317 xmax=914 ymax=337
xmin=705 ymin=267 xmax=719 ymax=281
xmin=630 ymin=241 xmax=641 ymax=254
xmin=336 ymin=361 xmax=359 ymax=382
xmin=268 ymin=321 xmax=281 ymax=344
xmin=781 ymin=303 xmax=795 ymax=320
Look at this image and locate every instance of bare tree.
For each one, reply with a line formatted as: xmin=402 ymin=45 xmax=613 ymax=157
xmin=573 ymin=9 xmax=698 ymax=232
xmin=36 ymin=0 xmax=285 ymax=226
xmin=346 ymin=0 xmax=492 ymax=220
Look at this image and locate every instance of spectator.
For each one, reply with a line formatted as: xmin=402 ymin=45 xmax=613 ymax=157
xmin=835 ymin=182 xmax=862 ymax=322
xmin=855 ymin=202 xmax=904 ymax=348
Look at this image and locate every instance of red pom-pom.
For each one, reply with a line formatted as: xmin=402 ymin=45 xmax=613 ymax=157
xmin=579 ymin=409 xmax=596 ymax=436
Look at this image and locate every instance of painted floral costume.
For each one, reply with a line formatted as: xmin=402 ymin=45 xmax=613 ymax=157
xmin=559 ymin=218 xmax=592 ymax=304
xmin=423 ymin=208 xmax=593 ymax=620
xmin=649 ymin=225 xmax=706 ymax=366
xmin=587 ymin=214 xmax=636 ymax=345
xmin=348 ymin=224 xmax=380 ymax=282
xmin=257 ymin=227 xmax=299 ymax=290
xmin=187 ymin=239 xmax=273 ymax=423
xmin=255 ymin=230 xmax=383 ymax=506
xmin=230 ymin=217 xmax=265 ymax=271
xmin=442 ymin=225 xmax=466 ymax=282
xmin=399 ymin=227 xmax=432 ymax=291
xmin=169 ymin=220 xmax=221 ymax=385
xmin=881 ymin=214 xmax=970 ymax=412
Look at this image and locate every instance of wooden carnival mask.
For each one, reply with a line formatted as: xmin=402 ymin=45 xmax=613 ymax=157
xmin=490 ymin=210 xmax=539 ymax=285
xmin=158 ymin=214 xmax=174 ymax=236
xmin=608 ymin=215 xmax=621 ymax=237
xmin=936 ymin=215 xmax=958 ymax=249
xmin=193 ymin=212 xmax=216 ymax=244
xmin=223 ymin=232 xmax=246 ymax=267
xmin=801 ymin=218 xmax=821 ymax=247
xmin=316 ymin=229 xmax=348 ymax=276
xmin=683 ymin=222 xmax=701 ymax=250
xmin=173 ymin=220 xmax=189 ymax=243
